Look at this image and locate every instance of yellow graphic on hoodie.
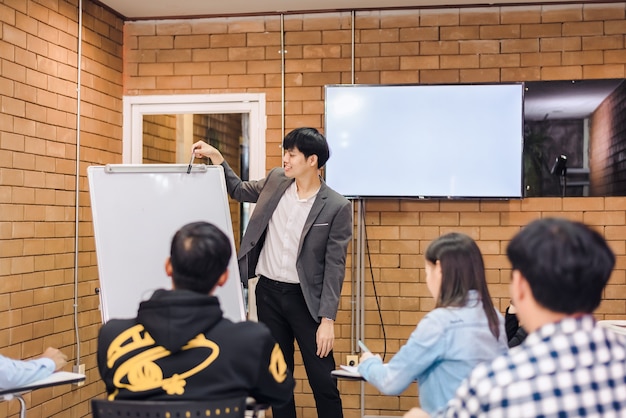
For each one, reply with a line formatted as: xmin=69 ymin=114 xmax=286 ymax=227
xmin=106 ymin=324 xmax=219 ymax=400
xmin=269 ymin=343 xmax=288 ymax=383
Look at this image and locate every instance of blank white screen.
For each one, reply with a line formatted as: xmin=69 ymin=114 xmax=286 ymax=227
xmin=324 ymin=84 xmax=523 ymax=198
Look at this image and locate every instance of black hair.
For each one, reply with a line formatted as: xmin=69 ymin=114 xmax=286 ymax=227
xmin=425 ymin=232 xmax=501 ymax=340
xmin=169 ymin=221 xmax=232 ymax=294
xmin=506 ymin=217 xmax=615 ymax=314
xmin=282 ymin=127 xmax=330 ymax=168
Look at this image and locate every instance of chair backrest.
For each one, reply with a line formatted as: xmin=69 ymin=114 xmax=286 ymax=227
xmin=91 ymin=396 xmax=247 ymax=418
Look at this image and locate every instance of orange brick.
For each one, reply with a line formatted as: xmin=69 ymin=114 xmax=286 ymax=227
xmin=400 ymin=27 xmax=439 ymax=42
xmin=605 ymin=20 xmax=626 ymax=35
xmin=540 ymin=36 xmax=582 ymax=52
xmin=137 ymin=35 xmax=173 ymax=49
xmin=174 ymin=34 xmax=209 ymax=49
xmin=501 ymin=6 xmax=542 ymax=24
xmin=521 ymin=23 xmax=562 ymax=38
xmin=156 ymin=49 xmax=191 ymax=63
xmin=441 ymin=26 xmax=480 ymax=40
xmin=303 ymin=44 xmax=341 ymax=59
xmin=285 ymin=58 xmax=323 ymax=73
xmin=420 ymin=10 xmax=460 ymax=27
xmin=285 ymin=31 xmax=322 ymax=45
xmin=584 ymin=211 xmax=626 ymax=226
xmin=381 ymin=42 xmax=419 ymax=56
xmin=459 ymin=40 xmax=499 ymax=54
xmin=562 ymin=21 xmax=604 ymax=36
xmin=564 ymin=50 xmax=604 ymax=65
xmin=480 ymin=24 xmax=521 ymax=40
xmin=460 ymin=8 xmax=500 ymax=25
xmin=604 ymin=49 xmax=626 ymax=64
xmin=227 ymin=74 xmax=265 ymax=88
xmin=583 ymin=35 xmax=624 ymax=51
xmin=441 ymin=54 xmax=479 ymax=69
xmin=520 ymin=51 xmax=561 ymax=67
xmin=541 ymin=66 xmax=582 ymax=80
xmin=502 ymin=38 xmax=539 ymax=53
xmin=380 ymin=11 xmax=420 ymax=29
xmin=480 ymin=53 xmax=520 ymax=68
xmin=542 ymin=5 xmax=583 ymax=23
xmin=583 ymin=4 xmax=626 ymax=21
xmin=460 ymin=68 xmax=501 ymax=82
xmin=354 ymin=44 xmax=380 ymax=57
xmin=421 ymin=40 xmax=459 ymax=55
xmin=420 ymin=69 xmax=460 ymax=84
xmin=156 ymin=22 xmax=192 ymax=35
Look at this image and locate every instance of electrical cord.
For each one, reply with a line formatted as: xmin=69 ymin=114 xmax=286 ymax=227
xmin=362 ymin=206 xmax=387 ymax=361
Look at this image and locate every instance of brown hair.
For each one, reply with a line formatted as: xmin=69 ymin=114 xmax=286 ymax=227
xmin=425 ymin=233 xmax=500 ymax=340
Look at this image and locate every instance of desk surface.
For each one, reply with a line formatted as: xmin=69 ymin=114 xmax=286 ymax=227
xmin=0 ymin=371 xmax=86 ymax=396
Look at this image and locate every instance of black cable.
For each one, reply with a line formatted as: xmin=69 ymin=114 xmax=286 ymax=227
xmin=362 ymin=205 xmax=387 ymax=361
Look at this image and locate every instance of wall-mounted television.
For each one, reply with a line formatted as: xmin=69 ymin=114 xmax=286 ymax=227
xmin=324 ymin=83 xmax=524 ymax=199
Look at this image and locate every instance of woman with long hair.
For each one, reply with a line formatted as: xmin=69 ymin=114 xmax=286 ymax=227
xmin=357 ymin=232 xmax=508 ymax=414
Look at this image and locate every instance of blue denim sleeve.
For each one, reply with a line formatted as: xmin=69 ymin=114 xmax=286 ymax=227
xmin=357 ymin=312 xmax=445 ymax=395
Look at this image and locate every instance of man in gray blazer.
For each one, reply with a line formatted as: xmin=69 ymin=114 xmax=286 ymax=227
xmin=192 ymin=127 xmax=352 ymax=418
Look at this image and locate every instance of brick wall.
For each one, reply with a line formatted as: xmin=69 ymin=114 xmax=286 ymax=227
xmin=1 ymin=1 xmax=625 ymax=418
xmin=124 ymin=4 xmax=626 ymax=416
xmin=143 ymin=114 xmax=176 ymax=163
xmin=0 ymin=0 xmax=122 ymax=417
xmin=590 ymin=80 xmax=626 ymax=195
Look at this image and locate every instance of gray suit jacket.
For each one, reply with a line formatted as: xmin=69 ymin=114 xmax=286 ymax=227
xmin=221 ymin=161 xmax=352 ymax=322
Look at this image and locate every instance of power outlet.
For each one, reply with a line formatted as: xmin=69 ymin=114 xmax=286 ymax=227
xmin=346 ymin=355 xmax=359 ymax=367
xmin=73 ymin=364 xmax=86 ymax=386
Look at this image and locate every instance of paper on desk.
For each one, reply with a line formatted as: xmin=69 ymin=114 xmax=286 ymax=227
xmin=340 ymin=365 xmax=359 ymax=374
xmin=331 ymin=365 xmax=362 ymax=379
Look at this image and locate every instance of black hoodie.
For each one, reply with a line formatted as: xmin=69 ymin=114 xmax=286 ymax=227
xmin=97 ymin=289 xmax=294 ymax=407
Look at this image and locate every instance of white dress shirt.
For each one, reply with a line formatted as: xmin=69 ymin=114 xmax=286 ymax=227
xmin=256 ymin=181 xmax=318 ymax=284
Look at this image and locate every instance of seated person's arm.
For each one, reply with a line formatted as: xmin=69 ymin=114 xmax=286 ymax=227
xmin=0 ymin=347 xmax=67 ymax=389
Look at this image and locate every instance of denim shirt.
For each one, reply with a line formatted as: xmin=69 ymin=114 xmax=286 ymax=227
xmin=358 ymin=290 xmax=508 ymax=414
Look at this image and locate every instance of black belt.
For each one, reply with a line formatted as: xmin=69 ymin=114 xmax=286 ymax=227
xmin=259 ymin=275 xmax=301 ymax=290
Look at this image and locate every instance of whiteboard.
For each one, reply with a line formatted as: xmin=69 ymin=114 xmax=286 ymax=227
xmin=88 ymin=164 xmax=245 ymax=323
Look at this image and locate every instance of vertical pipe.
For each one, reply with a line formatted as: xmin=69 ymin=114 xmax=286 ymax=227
xmin=351 ymin=10 xmax=355 ymax=85
xmin=73 ymin=0 xmax=84 ymax=366
xmin=359 ymin=199 xmax=365 ymax=418
xmin=281 ymin=14 xmax=285 ymax=141
xmin=350 ymin=199 xmax=356 ymax=355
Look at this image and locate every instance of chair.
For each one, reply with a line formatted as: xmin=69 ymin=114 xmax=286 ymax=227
xmin=92 ymin=396 xmax=248 ymax=418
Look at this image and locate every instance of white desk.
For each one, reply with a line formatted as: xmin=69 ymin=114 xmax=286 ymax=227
xmin=0 ymin=371 xmax=86 ymax=418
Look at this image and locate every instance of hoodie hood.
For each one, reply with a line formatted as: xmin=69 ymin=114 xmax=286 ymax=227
xmin=136 ymin=289 xmax=223 ymax=352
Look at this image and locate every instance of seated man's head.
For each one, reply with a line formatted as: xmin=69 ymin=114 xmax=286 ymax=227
xmin=166 ymin=221 xmax=232 ymax=294
xmin=507 ymin=218 xmax=615 ymax=325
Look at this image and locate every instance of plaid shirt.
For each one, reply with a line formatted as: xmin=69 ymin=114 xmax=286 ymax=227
xmin=435 ymin=315 xmax=626 ymax=418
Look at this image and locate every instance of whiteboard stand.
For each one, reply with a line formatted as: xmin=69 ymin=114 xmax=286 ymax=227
xmin=88 ymin=164 xmax=245 ymax=323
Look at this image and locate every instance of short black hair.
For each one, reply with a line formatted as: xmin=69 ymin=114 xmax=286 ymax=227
xmin=282 ymin=127 xmax=330 ymax=168
xmin=169 ymin=222 xmax=232 ymax=294
xmin=506 ymin=217 xmax=615 ymax=314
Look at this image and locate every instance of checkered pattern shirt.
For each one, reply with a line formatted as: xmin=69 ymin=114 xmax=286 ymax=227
xmin=434 ymin=315 xmax=626 ymax=418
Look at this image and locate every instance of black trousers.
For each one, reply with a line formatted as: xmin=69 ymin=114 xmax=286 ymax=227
xmin=256 ymin=276 xmax=343 ymax=418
